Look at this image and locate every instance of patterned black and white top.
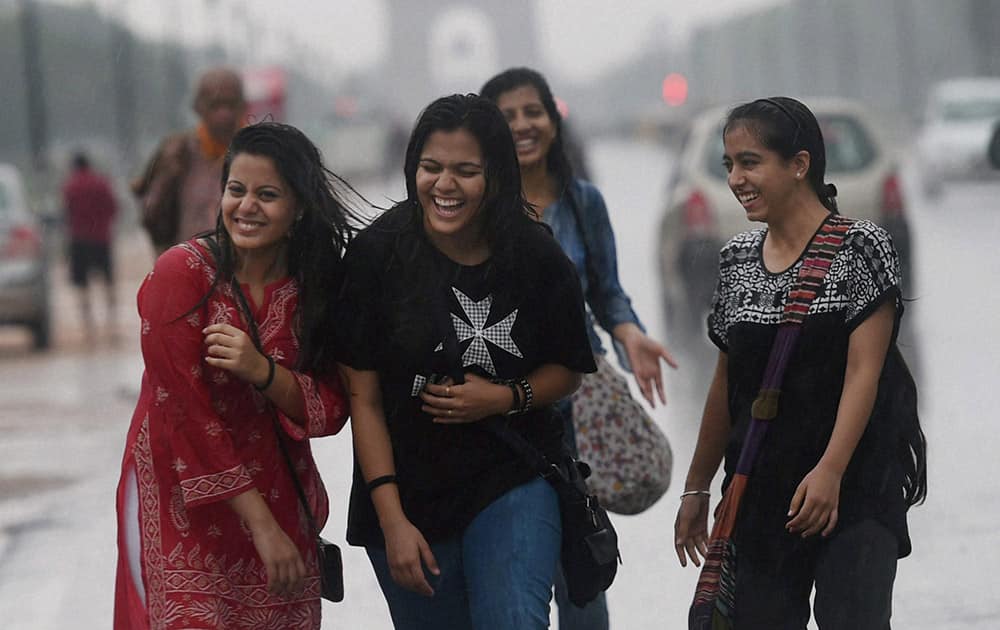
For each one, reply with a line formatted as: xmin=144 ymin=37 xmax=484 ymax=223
xmin=709 ymin=218 xmax=901 ymax=351
xmin=707 ymin=215 xmax=915 ymax=562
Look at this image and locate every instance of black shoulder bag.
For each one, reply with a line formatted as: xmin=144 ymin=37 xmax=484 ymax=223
xmin=431 ymin=286 xmax=620 ymax=607
xmin=230 ymin=278 xmax=344 ymax=603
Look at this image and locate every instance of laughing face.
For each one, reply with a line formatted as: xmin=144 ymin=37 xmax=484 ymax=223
xmin=416 ymin=128 xmax=488 ymax=254
xmin=495 ymin=84 xmax=557 ymax=172
xmin=722 ymin=123 xmax=802 ymax=223
xmin=221 ymin=153 xmax=298 ymax=254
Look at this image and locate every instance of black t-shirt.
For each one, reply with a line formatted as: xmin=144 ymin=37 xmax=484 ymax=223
xmin=336 ymin=205 xmax=596 ymax=546
xmin=708 ymin=217 xmax=914 ymax=561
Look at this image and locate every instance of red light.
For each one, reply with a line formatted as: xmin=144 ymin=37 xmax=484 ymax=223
xmin=881 ymin=173 xmax=905 ymax=219
xmin=662 ymin=73 xmax=688 ymax=107
xmin=3 ymin=225 xmax=41 ymax=259
xmin=682 ymin=190 xmax=714 ymax=236
xmin=334 ymin=96 xmax=358 ymax=118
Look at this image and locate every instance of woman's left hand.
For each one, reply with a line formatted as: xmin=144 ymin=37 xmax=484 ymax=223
xmin=203 ymin=323 xmax=270 ymax=386
xmin=786 ymin=464 xmax=842 ymax=538
xmin=420 ymin=373 xmax=510 ymax=424
xmin=618 ymin=324 xmax=679 ymax=407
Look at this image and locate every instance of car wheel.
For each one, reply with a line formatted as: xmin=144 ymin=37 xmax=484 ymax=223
xmin=30 ymin=311 xmax=51 ymax=351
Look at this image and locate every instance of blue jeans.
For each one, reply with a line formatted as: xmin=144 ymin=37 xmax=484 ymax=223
xmin=367 ymin=477 xmax=561 ymax=630
xmin=554 ymin=398 xmax=611 ymax=630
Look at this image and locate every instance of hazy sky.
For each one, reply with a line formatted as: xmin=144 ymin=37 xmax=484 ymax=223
xmin=56 ymin=0 xmax=782 ymax=83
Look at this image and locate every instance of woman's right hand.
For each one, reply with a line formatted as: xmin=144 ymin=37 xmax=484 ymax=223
xmin=249 ymin=520 xmax=308 ymax=596
xmin=382 ymin=518 xmax=440 ymax=596
xmin=674 ymin=495 xmax=710 ymax=567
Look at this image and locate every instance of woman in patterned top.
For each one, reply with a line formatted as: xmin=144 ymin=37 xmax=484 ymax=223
xmin=674 ymin=97 xmax=926 ymax=629
xmin=114 ymin=122 xmax=358 ymax=629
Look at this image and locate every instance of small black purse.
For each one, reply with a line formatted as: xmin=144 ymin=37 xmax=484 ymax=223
xmin=316 ymin=536 xmax=344 ymax=602
xmin=485 ymin=418 xmax=620 ymax=607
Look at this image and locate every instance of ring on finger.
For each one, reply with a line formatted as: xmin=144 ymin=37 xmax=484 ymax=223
xmin=446 ymin=386 xmax=451 ymax=396
xmin=447 ymin=409 xmax=453 ymax=417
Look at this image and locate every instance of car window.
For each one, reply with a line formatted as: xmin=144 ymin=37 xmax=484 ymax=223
xmin=0 ymin=181 xmax=9 ymax=219
xmin=819 ymin=116 xmax=876 ymax=173
xmin=705 ymin=124 xmax=728 ymax=181
xmin=939 ymin=98 xmax=1000 ymax=122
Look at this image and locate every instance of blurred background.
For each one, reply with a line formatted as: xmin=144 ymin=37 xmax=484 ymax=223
xmin=1 ymin=0 xmax=998 ymax=628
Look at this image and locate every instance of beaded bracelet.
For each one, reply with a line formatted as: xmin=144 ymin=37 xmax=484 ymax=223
xmin=518 ymin=378 xmax=533 ymax=412
xmin=254 ymin=355 xmax=276 ymax=391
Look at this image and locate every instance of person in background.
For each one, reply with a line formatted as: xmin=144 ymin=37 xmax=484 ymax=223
xmin=481 ymin=67 xmax=677 ymax=630
xmin=62 ymin=151 xmax=118 ymax=343
xmin=674 ymin=97 xmax=926 ymax=628
xmin=336 ymin=94 xmax=596 ymax=629
xmin=114 ymin=122 xmax=356 ymax=629
xmin=132 ymin=67 xmax=246 ymax=254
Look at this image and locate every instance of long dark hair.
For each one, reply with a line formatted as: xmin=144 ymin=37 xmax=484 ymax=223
xmin=195 ymin=122 xmax=363 ymax=374
xmin=403 ymin=93 xmax=540 ymax=292
xmin=724 ymin=97 xmax=839 ymax=213
xmin=480 ymin=67 xmax=574 ymax=192
xmin=371 ymin=94 xmax=544 ymax=358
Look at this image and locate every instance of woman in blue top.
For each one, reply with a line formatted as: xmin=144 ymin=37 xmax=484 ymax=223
xmin=482 ymin=67 xmax=678 ymax=630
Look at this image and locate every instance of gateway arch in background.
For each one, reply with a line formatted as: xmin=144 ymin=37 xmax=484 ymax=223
xmin=382 ymin=0 xmax=540 ymax=119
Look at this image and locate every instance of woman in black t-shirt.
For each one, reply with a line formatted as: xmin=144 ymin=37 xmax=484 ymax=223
xmin=673 ymin=97 xmax=926 ymax=629
xmin=336 ymin=94 xmax=595 ymax=629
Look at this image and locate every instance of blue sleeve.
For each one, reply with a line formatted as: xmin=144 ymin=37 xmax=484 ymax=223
xmin=571 ymin=181 xmax=644 ymax=368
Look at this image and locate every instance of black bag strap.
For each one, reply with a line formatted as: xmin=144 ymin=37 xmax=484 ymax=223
xmin=229 ymin=276 xmax=320 ymax=538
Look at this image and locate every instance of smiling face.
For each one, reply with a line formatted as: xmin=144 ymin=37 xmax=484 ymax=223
xmin=495 ymin=84 xmax=557 ymax=172
xmin=722 ymin=123 xmax=803 ymax=223
xmin=416 ymin=128 xmax=488 ymax=255
xmin=221 ymin=153 xmax=298 ymax=255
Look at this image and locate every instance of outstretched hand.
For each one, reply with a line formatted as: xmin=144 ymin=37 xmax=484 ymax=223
xmin=618 ymin=325 xmax=679 ymax=407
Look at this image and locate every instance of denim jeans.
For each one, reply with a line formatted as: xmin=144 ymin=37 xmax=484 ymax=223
xmin=367 ymin=477 xmax=561 ymax=630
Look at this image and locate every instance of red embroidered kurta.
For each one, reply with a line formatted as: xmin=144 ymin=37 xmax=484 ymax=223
xmin=114 ymin=241 xmax=349 ymax=630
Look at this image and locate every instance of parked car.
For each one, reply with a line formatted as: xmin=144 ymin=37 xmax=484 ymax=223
xmin=916 ymin=77 xmax=1000 ymax=194
xmin=657 ymin=98 xmax=912 ymax=345
xmin=0 ymin=163 xmax=50 ymax=349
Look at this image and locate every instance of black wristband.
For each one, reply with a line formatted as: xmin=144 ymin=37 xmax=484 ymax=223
xmin=505 ymin=380 xmax=521 ymax=414
xmin=366 ymin=475 xmax=397 ymax=493
xmin=254 ymin=355 xmax=276 ymax=391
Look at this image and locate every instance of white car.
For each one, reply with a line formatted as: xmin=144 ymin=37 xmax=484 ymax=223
xmin=657 ymin=98 xmax=912 ymax=345
xmin=0 ymin=163 xmax=50 ymax=349
xmin=916 ymin=77 xmax=1000 ymax=193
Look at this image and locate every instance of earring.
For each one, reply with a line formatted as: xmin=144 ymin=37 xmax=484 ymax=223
xmin=796 ymin=172 xmax=803 ymax=178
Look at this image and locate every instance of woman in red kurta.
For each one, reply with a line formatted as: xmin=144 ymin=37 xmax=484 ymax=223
xmin=114 ymin=122 xmax=357 ymax=629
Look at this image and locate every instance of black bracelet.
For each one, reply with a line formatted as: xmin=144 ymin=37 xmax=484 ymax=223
xmin=254 ymin=355 xmax=276 ymax=391
xmin=366 ymin=475 xmax=397 ymax=493
xmin=504 ymin=380 xmax=522 ymax=415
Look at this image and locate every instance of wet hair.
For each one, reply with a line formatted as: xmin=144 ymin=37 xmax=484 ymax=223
xmin=724 ymin=97 xmax=838 ymax=213
xmin=194 ymin=122 xmax=362 ymax=374
xmin=374 ymin=94 xmax=545 ymax=357
xmin=480 ymin=67 xmax=574 ymax=192
xmin=401 ymin=93 xmax=540 ymax=287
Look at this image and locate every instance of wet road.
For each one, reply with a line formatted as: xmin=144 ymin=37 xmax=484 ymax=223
xmin=1 ymin=141 xmax=998 ymax=628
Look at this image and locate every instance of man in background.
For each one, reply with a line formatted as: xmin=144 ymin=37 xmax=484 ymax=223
xmin=132 ymin=67 xmax=246 ymax=254
xmin=62 ymin=151 xmax=118 ymax=343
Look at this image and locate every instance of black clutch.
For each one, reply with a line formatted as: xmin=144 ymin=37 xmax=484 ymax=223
xmin=317 ymin=537 xmax=344 ymax=602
